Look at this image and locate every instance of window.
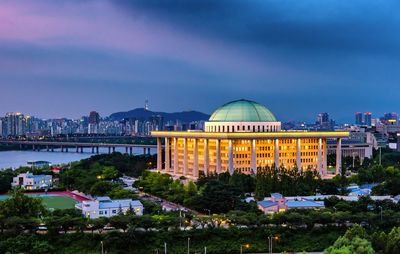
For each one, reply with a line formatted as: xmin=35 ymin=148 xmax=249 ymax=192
xmin=99 ymin=211 xmax=103 ymax=215
xmin=112 ymin=210 xmax=117 ymax=214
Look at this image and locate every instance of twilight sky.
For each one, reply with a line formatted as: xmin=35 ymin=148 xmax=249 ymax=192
xmin=0 ymin=0 xmax=399 ymax=122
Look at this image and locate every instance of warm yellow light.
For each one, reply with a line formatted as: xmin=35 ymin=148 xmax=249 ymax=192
xmin=152 ymin=131 xmax=349 ymax=139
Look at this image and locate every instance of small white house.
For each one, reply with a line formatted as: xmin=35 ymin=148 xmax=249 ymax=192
xmin=11 ymin=172 xmax=53 ymax=190
xmin=75 ymin=196 xmax=144 ymax=219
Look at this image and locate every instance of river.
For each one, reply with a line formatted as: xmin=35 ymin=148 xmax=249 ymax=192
xmin=0 ymin=147 xmax=155 ymax=170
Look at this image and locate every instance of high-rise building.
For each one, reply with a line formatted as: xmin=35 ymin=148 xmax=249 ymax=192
xmin=317 ymin=113 xmax=329 ymax=125
xmin=3 ymin=112 xmax=26 ymax=136
xmin=0 ymin=118 xmax=3 ymax=137
xmin=89 ymin=111 xmax=100 ymax=125
xmin=364 ymin=112 xmax=372 ymax=126
xmin=88 ymin=111 xmax=100 ymax=134
xmin=316 ymin=112 xmax=332 ymax=130
xmin=355 ymin=112 xmax=363 ymax=125
xmin=383 ymin=112 xmax=398 ymax=125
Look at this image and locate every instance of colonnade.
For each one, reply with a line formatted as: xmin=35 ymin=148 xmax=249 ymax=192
xmin=156 ymin=137 xmax=344 ymax=177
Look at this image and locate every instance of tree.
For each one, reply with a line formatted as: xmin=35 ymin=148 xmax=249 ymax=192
xmin=89 ymin=181 xmax=114 ymax=196
xmin=102 ymin=166 xmax=119 ymax=180
xmin=109 ymin=215 xmax=130 ymax=232
xmin=324 ymin=224 xmax=375 ymax=254
xmin=385 ymin=226 xmax=400 ymax=254
xmin=0 ymin=188 xmax=46 ymax=218
xmin=90 ymin=217 xmax=108 ymax=234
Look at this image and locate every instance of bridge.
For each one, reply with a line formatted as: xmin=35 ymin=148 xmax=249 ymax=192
xmin=0 ymin=140 xmax=161 ymax=155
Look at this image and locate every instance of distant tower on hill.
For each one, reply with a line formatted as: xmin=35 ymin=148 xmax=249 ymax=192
xmin=145 ymin=99 xmax=149 ymax=111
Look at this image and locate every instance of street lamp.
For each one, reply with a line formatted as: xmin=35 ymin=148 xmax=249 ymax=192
xmin=378 ymin=206 xmax=383 ymax=221
xmin=240 ymin=244 xmax=250 ymax=254
xmin=267 ymin=236 xmax=280 ymax=254
xmin=187 ymin=237 xmax=190 ymax=254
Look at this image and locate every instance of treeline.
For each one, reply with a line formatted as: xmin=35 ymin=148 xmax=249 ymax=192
xmin=136 ymin=171 xmax=258 ymax=214
xmin=136 ymin=168 xmax=346 ymax=214
xmin=59 ymin=153 xmax=156 ymax=198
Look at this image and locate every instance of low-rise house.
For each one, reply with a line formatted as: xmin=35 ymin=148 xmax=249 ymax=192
xmin=257 ymin=193 xmax=325 ymax=214
xmin=27 ymin=161 xmax=51 ymax=168
xmin=11 ymin=172 xmax=53 ymax=190
xmin=75 ymin=196 xmax=143 ymax=219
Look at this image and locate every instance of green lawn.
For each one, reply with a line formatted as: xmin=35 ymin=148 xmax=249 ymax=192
xmin=41 ymin=196 xmax=77 ymax=210
xmin=0 ymin=194 xmax=78 ymax=210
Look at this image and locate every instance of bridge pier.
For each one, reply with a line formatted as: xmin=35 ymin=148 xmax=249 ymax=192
xmin=112 ymin=147 xmax=116 ymax=153
xmin=65 ymin=147 xmax=69 ymax=152
xmin=143 ymin=147 xmax=146 ymax=155
xmin=61 ymin=146 xmax=64 ymax=152
xmin=125 ymin=147 xmax=128 ymax=154
xmin=129 ymin=147 xmax=133 ymax=155
xmin=51 ymin=147 xmax=54 ymax=152
xmin=147 ymin=147 xmax=150 ymax=155
xmin=96 ymin=146 xmax=99 ymax=154
xmin=32 ymin=145 xmax=35 ymax=151
xmin=46 ymin=145 xmax=49 ymax=152
xmin=76 ymin=146 xmax=79 ymax=153
xmin=92 ymin=147 xmax=95 ymax=154
xmin=80 ymin=147 xmax=83 ymax=153
xmin=108 ymin=147 xmax=111 ymax=154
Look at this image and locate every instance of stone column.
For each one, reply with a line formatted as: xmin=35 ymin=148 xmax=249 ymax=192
xmin=323 ymin=138 xmax=328 ymax=176
xmin=165 ymin=138 xmax=170 ymax=172
xmin=174 ymin=138 xmax=178 ymax=174
xmin=336 ymin=138 xmax=342 ymax=175
xmin=318 ymin=138 xmax=323 ymax=176
xmin=216 ymin=139 xmax=221 ymax=174
xmin=251 ymin=139 xmax=257 ymax=174
xmin=157 ymin=137 xmax=162 ymax=171
xmin=296 ymin=138 xmax=302 ymax=173
xmin=183 ymin=138 xmax=188 ymax=175
xmin=274 ymin=139 xmax=280 ymax=169
xmin=228 ymin=139 xmax=234 ymax=175
xmin=204 ymin=139 xmax=209 ymax=176
xmin=193 ymin=139 xmax=198 ymax=177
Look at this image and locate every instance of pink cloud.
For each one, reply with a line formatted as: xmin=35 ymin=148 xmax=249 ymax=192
xmin=0 ymin=1 xmax=293 ymax=79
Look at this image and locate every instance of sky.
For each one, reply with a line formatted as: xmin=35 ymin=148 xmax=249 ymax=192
xmin=0 ymin=0 xmax=399 ymax=122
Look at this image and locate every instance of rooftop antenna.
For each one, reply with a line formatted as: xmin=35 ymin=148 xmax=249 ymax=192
xmin=144 ymin=99 xmax=149 ymax=111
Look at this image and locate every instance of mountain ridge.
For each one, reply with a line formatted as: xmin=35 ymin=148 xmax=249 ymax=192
xmin=109 ymin=108 xmax=210 ymax=122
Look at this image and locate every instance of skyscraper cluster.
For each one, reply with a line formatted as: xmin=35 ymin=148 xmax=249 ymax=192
xmin=355 ymin=112 xmax=372 ymax=126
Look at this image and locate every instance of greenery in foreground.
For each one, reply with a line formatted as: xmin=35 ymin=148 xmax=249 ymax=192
xmin=1 ymin=149 xmax=400 ymax=253
xmin=3 ymin=186 xmax=400 ymax=253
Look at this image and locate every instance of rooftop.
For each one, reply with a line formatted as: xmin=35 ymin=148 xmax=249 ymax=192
xmin=209 ymin=99 xmax=277 ymax=122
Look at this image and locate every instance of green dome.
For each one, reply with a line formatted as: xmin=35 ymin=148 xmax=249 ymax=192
xmin=209 ymin=99 xmax=277 ymax=122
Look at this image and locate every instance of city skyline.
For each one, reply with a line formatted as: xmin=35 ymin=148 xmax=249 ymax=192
xmin=1 ymin=1 xmax=399 ymax=121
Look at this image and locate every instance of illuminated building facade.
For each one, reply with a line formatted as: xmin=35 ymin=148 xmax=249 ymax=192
xmin=152 ymin=99 xmax=349 ymax=179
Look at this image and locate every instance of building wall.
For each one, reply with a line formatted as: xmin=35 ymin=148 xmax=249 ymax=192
xmin=327 ymin=143 xmax=373 ymax=160
xmin=168 ymin=137 xmax=326 ymax=176
xmin=205 ymin=121 xmax=281 ymax=133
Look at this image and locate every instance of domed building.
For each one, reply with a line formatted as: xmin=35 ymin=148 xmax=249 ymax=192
xmin=152 ymin=99 xmax=348 ymax=179
xmin=205 ymin=99 xmax=281 ymax=133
